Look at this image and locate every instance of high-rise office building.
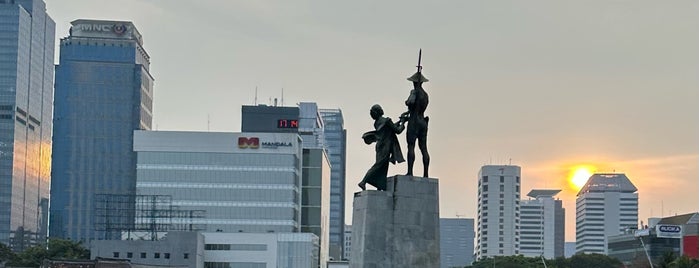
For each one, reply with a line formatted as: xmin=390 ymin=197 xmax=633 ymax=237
xmin=476 ymin=165 xmax=521 ymax=259
xmin=575 ymin=173 xmax=638 ymax=254
xmin=50 ymin=20 xmax=153 ymax=242
xmin=134 ymin=131 xmax=304 ymax=234
xmin=519 ymin=189 xmax=565 ymax=258
xmin=242 ymin=103 xmax=343 ymax=261
xmin=319 ymin=108 xmax=347 ymax=260
xmin=440 ymin=218 xmax=475 ymax=268
xmin=0 ymin=0 xmax=54 ymax=250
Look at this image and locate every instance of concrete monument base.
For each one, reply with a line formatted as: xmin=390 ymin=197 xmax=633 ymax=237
xmin=349 ymin=175 xmax=440 ymax=268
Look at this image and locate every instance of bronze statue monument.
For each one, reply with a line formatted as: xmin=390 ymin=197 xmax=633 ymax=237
xmin=358 ymin=50 xmax=430 ymax=191
xmin=403 ymin=49 xmax=430 ymax=178
xmin=358 ymin=104 xmax=406 ymax=191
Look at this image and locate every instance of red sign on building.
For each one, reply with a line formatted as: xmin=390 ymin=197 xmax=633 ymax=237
xmin=238 ymin=137 xmax=260 ymax=149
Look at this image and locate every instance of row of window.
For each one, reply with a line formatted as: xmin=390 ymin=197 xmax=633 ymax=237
xmin=482 ymin=176 xmax=521 ymax=183
xmin=112 ymin=251 xmax=189 ymax=259
xmin=204 ymin=244 xmax=267 ymax=251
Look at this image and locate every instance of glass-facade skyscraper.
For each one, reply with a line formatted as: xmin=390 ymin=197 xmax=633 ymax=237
xmin=50 ymin=19 xmax=153 ymax=242
xmin=319 ymin=108 xmax=347 ymax=260
xmin=0 ymin=0 xmax=55 ymax=250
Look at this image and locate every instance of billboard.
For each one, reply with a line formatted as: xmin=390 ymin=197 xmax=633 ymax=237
xmin=656 ymin=224 xmax=683 ymax=238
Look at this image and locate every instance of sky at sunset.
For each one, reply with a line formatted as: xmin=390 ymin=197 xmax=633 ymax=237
xmin=46 ymin=0 xmax=699 ymax=242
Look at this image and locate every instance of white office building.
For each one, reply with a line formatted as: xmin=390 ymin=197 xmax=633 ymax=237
xmin=134 ymin=130 xmax=303 ymax=234
xmin=476 ymin=165 xmax=521 ymax=259
xmin=519 ymin=189 xmax=565 ymax=258
xmin=575 ymin=173 xmax=638 ymax=254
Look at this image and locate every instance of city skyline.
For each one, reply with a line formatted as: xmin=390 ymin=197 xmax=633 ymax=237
xmin=45 ymin=1 xmax=699 ymax=242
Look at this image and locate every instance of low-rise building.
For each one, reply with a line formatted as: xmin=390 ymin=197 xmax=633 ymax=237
xmin=608 ymin=213 xmax=699 ymax=266
xmin=91 ymin=231 xmax=319 ymax=268
xmin=91 ymin=232 xmax=204 ymax=268
xmin=608 ymin=228 xmax=680 ymax=266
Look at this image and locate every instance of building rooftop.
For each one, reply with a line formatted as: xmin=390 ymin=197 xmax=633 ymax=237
xmin=577 ymin=173 xmax=637 ymax=196
xmin=527 ymin=189 xmax=561 ymax=198
xmin=657 ymin=213 xmax=699 ymax=225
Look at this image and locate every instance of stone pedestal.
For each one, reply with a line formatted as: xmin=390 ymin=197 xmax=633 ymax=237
xmin=349 ymin=175 xmax=440 ymax=268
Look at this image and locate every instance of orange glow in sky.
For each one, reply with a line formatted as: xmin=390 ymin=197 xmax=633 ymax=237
xmin=569 ymin=165 xmax=595 ymax=191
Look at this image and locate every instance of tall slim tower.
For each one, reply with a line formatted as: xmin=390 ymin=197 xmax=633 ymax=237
xmin=319 ymin=108 xmax=347 ymax=259
xmin=476 ymin=165 xmax=521 ymax=259
xmin=0 ymin=0 xmax=55 ymax=250
xmin=50 ymin=20 xmax=153 ymax=242
xmin=520 ymin=189 xmax=565 ymax=258
xmin=575 ymin=173 xmax=638 ymax=254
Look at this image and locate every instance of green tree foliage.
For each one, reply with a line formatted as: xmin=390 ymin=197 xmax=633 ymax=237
xmin=0 ymin=243 xmax=16 ymax=265
xmin=5 ymin=239 xmax=90 ymax=268
xmin=568 ymin=253 xmax=622 ymax=268
xmin=467 ymin=253 xmax=623 ymax=268
xmin=670 ymin=255 xmax=699 ymax=268
xmin=468 ymin=255 xmax=553 ymax=268
xmin=658 ymin=251 xmax=678 ymax=268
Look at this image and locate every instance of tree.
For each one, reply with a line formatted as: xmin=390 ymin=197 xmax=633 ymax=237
xmin=670 ymin=255 xmax=699 ymax=268
xmin=568 ymin=253 xmax=622 ymax=268
xmin=6 ymin=239 xmax=89 ymax=268
xmin=45 ymin=239 xmax=90 ymax=260
xmin=657 ymin=251 xmax=677 ymax=268
xmin=0 ymin=243 xmax=16 ymax=266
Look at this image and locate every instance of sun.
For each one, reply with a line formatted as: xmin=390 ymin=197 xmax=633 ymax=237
xmin=569 ymin=166 xmax=594 ymax=190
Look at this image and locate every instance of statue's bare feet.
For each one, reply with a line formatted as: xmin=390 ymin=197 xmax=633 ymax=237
xmin=358 ymin=182 xmax=366 ymax=191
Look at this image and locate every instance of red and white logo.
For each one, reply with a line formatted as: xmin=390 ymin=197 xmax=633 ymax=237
xmin=238 ymin=137 xmax=260 ymax=149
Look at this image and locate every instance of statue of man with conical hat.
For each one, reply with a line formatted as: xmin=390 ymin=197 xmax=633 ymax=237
xmin=402 ymin=50 xmax=430 ymax=178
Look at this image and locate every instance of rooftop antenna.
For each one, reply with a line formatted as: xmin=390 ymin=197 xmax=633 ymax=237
xmin=207 ymin=114 xmax=210 ymax=132
xmin=281 ymin=88 xmax=284 ymax=106
xmin=254 ymin=86 xmax=258 ymax=105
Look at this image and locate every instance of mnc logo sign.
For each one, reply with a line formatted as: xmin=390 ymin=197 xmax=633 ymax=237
xmin=238 ymin=137 xmax=259 ymax=149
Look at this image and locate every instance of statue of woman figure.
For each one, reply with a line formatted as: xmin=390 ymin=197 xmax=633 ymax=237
xmin=358 ymin=104 xmax=406 ymax=191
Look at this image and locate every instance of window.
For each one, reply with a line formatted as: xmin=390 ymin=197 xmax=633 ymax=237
xmin=126 ymin=252 xmax=133 ymax=258
xmin=516 ymin=176 xmax=520 ymax=183
xmin=113 ymin=252 xmax=119 ymax=258
xmin=483 ymin=176 xmax=488 ymax=182
xmin=164 ymin=253 xmax=170 ymax=259
xmin=184 ymin=253 xmax=189 ymax=259
xmin=500 ymin=176 xmax=504 ymax=183
xmin=500 ymin=185 xmax=504 ymax=191
xmin=140 ymin=252 xmax=147 ymax=258
xmin=154 ymin=253 xmax=160 ymax=259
